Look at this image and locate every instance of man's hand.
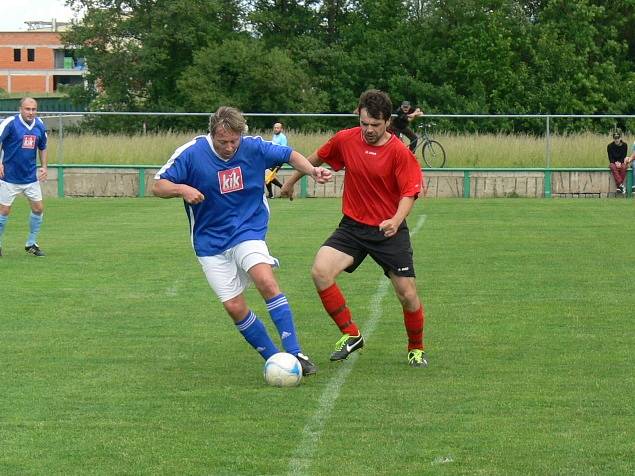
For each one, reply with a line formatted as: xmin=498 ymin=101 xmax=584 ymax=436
xmin=38 ymin=166 xmax=48 ymax=181
xmin=279 ymin=181 xmax=295 ymax=201
xmin=379 ymin=218 xmax=400 ymax=237
xmin=313 ymin=166 xmax=332 ymax=184
xmin=180 ymin=184 xmax=205 ymax=204
xmin=0 ymin=163 xmax=4 ymax=179
xmin=408 ymin=108 xmax=424 ymax=120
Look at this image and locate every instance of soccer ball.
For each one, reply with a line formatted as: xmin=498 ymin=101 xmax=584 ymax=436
xmin=263 ymin=352 xmax=302 ymax=387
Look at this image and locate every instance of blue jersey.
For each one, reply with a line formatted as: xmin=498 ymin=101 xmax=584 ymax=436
xmin=156 ymin=134 xmax=292 ymax=257
xmin=0 ymin=114 xmax=48 ymax=184
xmin=272 ymin=132 xmax=288 ymax=147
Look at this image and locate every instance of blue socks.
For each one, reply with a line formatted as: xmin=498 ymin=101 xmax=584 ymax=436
xmin=235 ymin=311 xmax=279 ymax=360
xmin=266 ymin=293 xmax=301 ymax=355
xmin=0 ymin=214 xmax=7 ymax=246
xmin=26 ymin=212 xmax=43 ymax=247
xmin=235 ymin=294 xmax=302 ymax=360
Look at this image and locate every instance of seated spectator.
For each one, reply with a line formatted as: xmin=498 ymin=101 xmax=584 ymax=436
xmin=607 ymin=131 xmax=628 ymax=194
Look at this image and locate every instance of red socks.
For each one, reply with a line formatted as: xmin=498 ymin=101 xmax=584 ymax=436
xmin=318 ymin=283 xmax=359 ymax=336
xmin=319 ymin=283 xmax=425 ymax=351
xmin=404 ymin=305 xmax=425 ymax=351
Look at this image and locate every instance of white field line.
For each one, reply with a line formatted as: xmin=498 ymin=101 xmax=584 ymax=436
xmin=287 ymin=214 xmax=427 ymax=475
xmin=166 ymin=278 xmax=181 ymax=297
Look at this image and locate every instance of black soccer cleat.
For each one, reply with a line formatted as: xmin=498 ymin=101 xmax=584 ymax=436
xmin=25 ymin=244 xmax=45 ymax=257
xmin=407 ymin=349 xmax=429 ymax=368
xmin=330 ymin=333 xmax=364 ymax=361
xmin=295 ymin=352 xmax=318 ymax=376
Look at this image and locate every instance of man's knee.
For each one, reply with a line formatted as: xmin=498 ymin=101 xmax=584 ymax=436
xmin=223 ymin=295 xmax=249 ymax=322
xmin=311 ymin=260 xmax=336 ymax=289
xmin=30 ymin=201 xmax=44 ymax=214
xmin=251 ymin=269 xmax=281 ymax=300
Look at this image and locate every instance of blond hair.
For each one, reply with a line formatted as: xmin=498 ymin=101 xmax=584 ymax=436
xmin=209 ymin=106 xmax=246 ymax=136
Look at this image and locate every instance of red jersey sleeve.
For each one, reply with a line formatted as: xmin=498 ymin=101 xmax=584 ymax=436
xmin=396 ymin=148 xmax=424 ymax=199
xmin=317 ymin=130 xmax=348 ymax=171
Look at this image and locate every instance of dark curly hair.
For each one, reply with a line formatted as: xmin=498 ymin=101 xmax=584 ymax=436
xmin=357 ymin=89 xmax=392 ymax=121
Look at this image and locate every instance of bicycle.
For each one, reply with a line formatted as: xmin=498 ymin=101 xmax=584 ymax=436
xmin=412 ymin=123 xmax=447 ymax=168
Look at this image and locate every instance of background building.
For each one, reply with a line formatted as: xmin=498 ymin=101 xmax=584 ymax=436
xmin=0 ymin=19 xmax=86 ymax=94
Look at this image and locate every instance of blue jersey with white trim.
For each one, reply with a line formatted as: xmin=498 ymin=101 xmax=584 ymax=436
xmin=0 ymin=114 xmax=48 ymax=184
xmin=156 ymin=134 xmax=292 ymax=256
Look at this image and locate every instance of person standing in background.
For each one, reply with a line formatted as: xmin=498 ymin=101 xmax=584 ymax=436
xmin=266 ymin=122 xmax=287 ymax=198
xmin=0 ymin=97 xmax=48 ymax=257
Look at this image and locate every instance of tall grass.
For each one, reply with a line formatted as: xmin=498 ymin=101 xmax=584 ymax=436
xmin=46 ymin=129 xmax=631 ymax=168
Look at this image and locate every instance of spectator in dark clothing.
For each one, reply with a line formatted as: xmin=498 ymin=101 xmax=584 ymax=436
xmin=607 ymin=132 xmax=628 ymax=194
xmin=388 ymin=101 xmax=424 ymax=152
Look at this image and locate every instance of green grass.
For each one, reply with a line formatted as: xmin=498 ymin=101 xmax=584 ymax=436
xmin=45 ymin=129 xmax=631 ymax=168
xmin=1 ymin=197 xmax=634 ymax=474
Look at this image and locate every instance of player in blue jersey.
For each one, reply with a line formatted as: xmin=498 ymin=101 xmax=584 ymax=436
xmin=0 ymin=97 xmax=48 ymax=257
xmin=152 ymin=106 xmax=332 ymax=376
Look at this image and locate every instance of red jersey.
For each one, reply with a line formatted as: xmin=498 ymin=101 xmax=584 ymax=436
xmin=317 ymin=127 xmax=423 ymax=226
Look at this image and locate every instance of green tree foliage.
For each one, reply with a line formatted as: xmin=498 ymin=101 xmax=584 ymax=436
xmin=176 ymin=37 xmax=329 ymax=129
xmin=64 ymin=0 xmax=240 ymax=111
xmin=63 ymin=0 xmax=635 ymax=133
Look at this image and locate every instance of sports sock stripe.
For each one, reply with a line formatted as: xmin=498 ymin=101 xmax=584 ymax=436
xmin=236 ymin=311 xmax=256 ymax=332
xmin=266 ymin=295 xmax=288 ymax=311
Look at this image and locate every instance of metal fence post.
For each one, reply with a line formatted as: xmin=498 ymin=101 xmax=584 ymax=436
xmin=300 ymin=176 xmax=308 ymax=198
xmin=463 ymin=170 xmax=471 ymax=198
xmin=57 ymin=115 xmax=64 ymax=164
xmin=544 ymin=169 xmax=552 ymax=198
xmin=138 ymin=168 xmax=146 ymax=197
xmin=545 ymin=115 xmax=551 ymax=169
xmin=57 ymin=166 xmax=64 ymax=198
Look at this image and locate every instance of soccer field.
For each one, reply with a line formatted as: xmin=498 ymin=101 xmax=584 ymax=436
xmin=1 ymin=197 xmax=634 ymax=474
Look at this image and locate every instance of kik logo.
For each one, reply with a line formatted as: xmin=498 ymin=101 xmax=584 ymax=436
xmin=22 ymin=135 xmax=36 ymax=149
xmin=218 ymin=167 xmax=244 ymax=194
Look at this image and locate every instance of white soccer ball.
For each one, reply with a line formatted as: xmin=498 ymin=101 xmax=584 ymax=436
xmin=263 ymin=352 xmax=302 ymax=387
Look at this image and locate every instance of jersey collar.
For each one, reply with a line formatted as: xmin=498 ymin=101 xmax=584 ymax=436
xmin=18 ymin=114 xmax=36 ymax=131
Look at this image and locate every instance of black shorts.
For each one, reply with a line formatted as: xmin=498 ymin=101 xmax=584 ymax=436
xmin=323 ymin=216 xmax=416 ymax=277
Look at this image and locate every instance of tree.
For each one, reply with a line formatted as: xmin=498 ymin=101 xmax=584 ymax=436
xmin=176 ymin=37 xmax=329 ymax=129
xmin=64 ymin=0 xmax=241 ymax=111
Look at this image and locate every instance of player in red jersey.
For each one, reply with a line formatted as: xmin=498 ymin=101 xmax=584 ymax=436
xmin=280 ymin=89 xmax=429 ymax=368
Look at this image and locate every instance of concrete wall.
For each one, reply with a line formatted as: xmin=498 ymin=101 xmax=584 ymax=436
xmin=42 ymin=167 xmax=630 ymax=199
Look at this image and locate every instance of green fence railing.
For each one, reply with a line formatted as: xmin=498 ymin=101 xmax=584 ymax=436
xmin=47 ymin=165 xmax=633 ymax=199
xmin=424 ymin=167 xmax=633 ymax=199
